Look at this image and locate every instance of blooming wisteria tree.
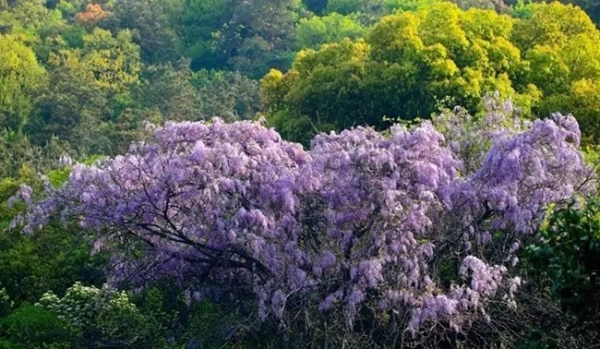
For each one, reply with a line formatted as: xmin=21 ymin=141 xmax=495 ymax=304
xmin=11 ymin=102 xmax=594 ymax=344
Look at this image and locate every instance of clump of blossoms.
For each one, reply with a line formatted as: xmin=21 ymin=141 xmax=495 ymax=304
xmin=11 ymin=109 xmax=594 ymax=338
xmin=433 ymin=94 xmax=531 ymax=173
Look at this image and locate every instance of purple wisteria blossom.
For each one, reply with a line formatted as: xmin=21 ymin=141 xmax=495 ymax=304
xmin=11 ymin=109 xmax=593 ymax=337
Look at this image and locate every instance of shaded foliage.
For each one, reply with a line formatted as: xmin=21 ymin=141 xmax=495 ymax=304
xmin=525 ymin=198 xmax=600 ymax=338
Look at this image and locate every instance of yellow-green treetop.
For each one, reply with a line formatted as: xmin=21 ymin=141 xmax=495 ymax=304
xmin=0 ymin=34 xmax=47 ymax=131
xmin=263 ymin=2 xmax=600 ymax=144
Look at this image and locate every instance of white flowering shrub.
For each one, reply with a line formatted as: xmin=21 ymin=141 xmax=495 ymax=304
xmin=37 ymin=282 xmax=145 ymax=345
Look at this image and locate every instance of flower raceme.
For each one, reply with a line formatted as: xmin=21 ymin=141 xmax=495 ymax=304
xmin=11 ymin=111 xmax=593 ymax=336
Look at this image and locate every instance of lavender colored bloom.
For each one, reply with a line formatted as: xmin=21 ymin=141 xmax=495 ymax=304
xmin=12 ymin=107 xmax=593 ymax=337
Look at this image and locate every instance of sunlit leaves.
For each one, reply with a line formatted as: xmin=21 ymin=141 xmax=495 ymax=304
xmin=296 ymin=12 xmax=365 ymax=50
xmin=264 ymin=2 xmax=600 ymax=144
xmin=79 ymin=28 xmax=141 ymax=92
xmin=0 ymin=34 xmax=47 ymax=131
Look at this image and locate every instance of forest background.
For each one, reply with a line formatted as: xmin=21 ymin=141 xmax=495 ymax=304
xmin=1 ymin=0 xmax=600 ymax=348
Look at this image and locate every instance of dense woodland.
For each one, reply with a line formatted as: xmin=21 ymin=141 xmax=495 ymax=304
xmin=1 ymin=0 xmax=600 ymax=348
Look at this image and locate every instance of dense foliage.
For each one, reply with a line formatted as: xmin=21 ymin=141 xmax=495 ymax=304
xmin=526 ymin=198 xmax=600 ymax=329
xmin=2 ymin=0 xmax=600 ymax=348
xmin=13 ymin=101 xmax=597 ymax=346
xmin=263 ymin=2 xmax=600 ymax=144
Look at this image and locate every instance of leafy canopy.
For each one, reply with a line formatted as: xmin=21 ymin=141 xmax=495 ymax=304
xmin=0 ymin=34 xmax=47 ymax=131
xmin=263 ymin=2 xmax=600 ymax=144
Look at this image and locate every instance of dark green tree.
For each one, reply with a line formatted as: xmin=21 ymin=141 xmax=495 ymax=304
xmin=135 ymin=59 xmax=200 ymax=122
xmin=524 ymin=198 xmax=600 ymax=343
xmin=303 ymin=0 xmax=328 ymax=14
xmin=112 ymin=0 xmax=184 ymax=64
xmin=191 ymin=69 xmax=261 ymax=121
xmin=181 ymin=0 xmax=298 ymax=78
xmin=27 ymin=49 xmax=110 ymax=154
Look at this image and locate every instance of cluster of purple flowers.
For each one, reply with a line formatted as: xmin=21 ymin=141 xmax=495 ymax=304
xmin=13 ymin=108 xmax=592 ymax=335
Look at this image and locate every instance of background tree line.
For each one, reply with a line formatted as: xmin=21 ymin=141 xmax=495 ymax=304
xmin=2 ymin=0 xmax=600 ymax=176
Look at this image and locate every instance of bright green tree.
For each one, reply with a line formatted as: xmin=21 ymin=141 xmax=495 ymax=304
xmin=516 ymin=0 xmax=600 ymax=27
xmin=0 ymin=0 xmax=51 ymax=30
xmin=296 ymin=12 xmax=365 ymax=50
xmin=79 ymin=28 xmax=141 ymax=93
xmin=263 ymin=2 xmax=600 ymax=144
xmin=511 ymin=2 xmax=600 ymax=143
xmin=383 ymin=0 xmax=445 ymax=13
xmin=0 ymin=34 xmax=47 ymax=131
xmin=263 ymin=3 xmax=540 ymax=143
xmin=567 ymin=0 xmax=600 ymax=25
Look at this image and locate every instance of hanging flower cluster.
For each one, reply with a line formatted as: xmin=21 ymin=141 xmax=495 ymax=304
xmin=12 ymin=108 xmax=592 ymax=336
